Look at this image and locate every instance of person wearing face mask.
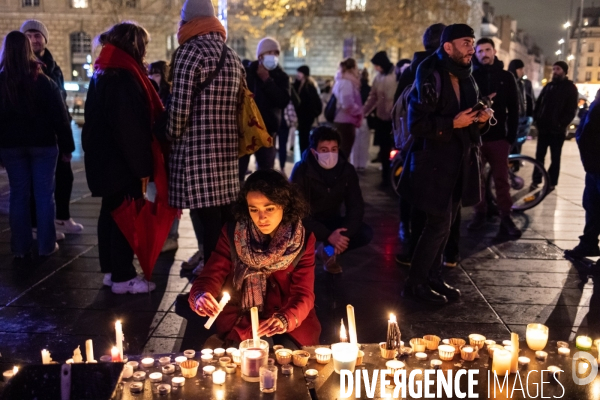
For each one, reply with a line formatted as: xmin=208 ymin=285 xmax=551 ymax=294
xmin=290 ymin=126 xmax=373 ymax=274
xmin=239 ymin=37 xmax=291 ymax=181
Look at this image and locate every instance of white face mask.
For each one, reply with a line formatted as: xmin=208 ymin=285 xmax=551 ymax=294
xmin=315 ymin=151 xmax=338 ymax=170
xmin=262 ymin=55 xmax=279 ymax=71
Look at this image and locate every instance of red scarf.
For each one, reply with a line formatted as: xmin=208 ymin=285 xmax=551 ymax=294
xmin=93 ymin=43 xmax=164 ymax=123
xmin=177 ymin=16 xmax=227 ymax=45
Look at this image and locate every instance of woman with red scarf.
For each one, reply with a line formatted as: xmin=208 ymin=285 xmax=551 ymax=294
xmin=82 ymin=22 xmax=163 ymax=294
xmin=189 ymin=169 xmax=321 ymax=348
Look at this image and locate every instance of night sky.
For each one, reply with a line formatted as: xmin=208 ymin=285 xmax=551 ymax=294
xmin=489 ymin=0 xmax=576 ymax=58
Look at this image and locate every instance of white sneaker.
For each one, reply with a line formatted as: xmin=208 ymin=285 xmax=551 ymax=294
xmin=111 ymin=276 xmax=156 ymax=294
xmin=55 ymin=218 xmax=84 ymax=234
xmin=181 ymin=250 xmax=203 ymax=271
xmin=103 ymin=273 xmax=113 ymax=287
xmin=161 ymin=238 xmax=179 ymax=253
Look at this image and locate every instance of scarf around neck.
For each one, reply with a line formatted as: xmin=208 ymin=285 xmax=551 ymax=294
xmin=233 ymin=218 xmax=305 ymax=311
xmin=94 ymin=44 xmax=164 ymax=123
xmin=415 ymin=47 xmax=473 ymax=103
xmin=177 ymin=16 xmax=227 ymax=45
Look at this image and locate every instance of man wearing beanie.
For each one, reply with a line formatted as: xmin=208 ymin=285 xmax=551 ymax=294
xmin=168 ymin=0 xmax=245 ymax=271
xmin=399 ymin=24 xmax=491 ymax=304
xmin=532 ymin=61 xmax=578 ymax=190
xmin=239 ymin=37 xmax=290 ymax=179
xmin=20 ymin=20 xmax=82 ymax=235
xmin=293 ymin=65 xmax=322 ymax=154
xmin=363 ymin=50 xmax=398 ymax=186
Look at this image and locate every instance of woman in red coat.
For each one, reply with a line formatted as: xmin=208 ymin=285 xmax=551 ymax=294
xmin=189 ymin=169 xmax=321 ymax=347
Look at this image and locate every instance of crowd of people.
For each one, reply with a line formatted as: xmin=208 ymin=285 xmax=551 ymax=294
xmin=0 ymin=0 xmax=586 ymax=347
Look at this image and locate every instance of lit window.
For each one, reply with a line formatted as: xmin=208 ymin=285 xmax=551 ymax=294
xmin=585 ymin=71 xmax=592 ymax=81
xmin=72 ymin=0 xmax=88 ymax=8
xmin=584 ymin=18 xmax=589 ymax=26
xmin=346 ymin=0 xmax=366 ymax=12
xmin=22 ymin=0 xmax=39 ymax=6
xmin=70 ymin=32 xmax=92 ymax=81
xmin=291 ymin=34 xmax=306 ymax=59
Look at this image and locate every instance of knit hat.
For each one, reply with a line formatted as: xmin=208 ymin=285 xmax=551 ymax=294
xmin=297 ymin=65 xmax=310 ymax=77
xmin=509 ymin=59 xmax=525 ymax=70
xmin=371 ymin=51 xmax=391 ymax=67
xmin=20 ymin=20 xmax=49 ymax=43
xmin=440 ymin=23 xmax=475 ymax=44
xmin=180 ymin=0 xmax=215 ymax=22
xmin=554 ymin=61 xmax=569 ymax=74
xmin=256 ymin=37 xmax=281 ymax=58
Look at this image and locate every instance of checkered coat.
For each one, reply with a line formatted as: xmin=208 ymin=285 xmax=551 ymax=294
xmin=167 ymin=33 xmax=243 ymax=209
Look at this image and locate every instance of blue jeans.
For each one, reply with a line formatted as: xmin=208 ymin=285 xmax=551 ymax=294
xmin=0 ymin=146 xmax=58 ymax=256
xmin=580 ymin=172 xmax=600 ymax=249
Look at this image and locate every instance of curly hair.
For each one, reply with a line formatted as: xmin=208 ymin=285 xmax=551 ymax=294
xmin=234 ymin=169 xmax=309 ymax=226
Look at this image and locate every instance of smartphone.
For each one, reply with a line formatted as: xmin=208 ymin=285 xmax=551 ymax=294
xmin=324 ymin=245 xmax=335 ymax=257
xmin=472 ymin=96 xmax=494 ymax=112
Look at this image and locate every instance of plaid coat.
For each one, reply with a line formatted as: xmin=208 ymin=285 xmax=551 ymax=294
xmin=167 ymin=33 xmax=243 ymax=209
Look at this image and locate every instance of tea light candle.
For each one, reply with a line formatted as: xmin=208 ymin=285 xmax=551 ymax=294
xmin=315 ymin=348 xmax=332 ymax=364
xmin=130 ymin=382 xmax=143 ymax=393
xmin=502 ymin=340 xmax=512 ymax=347
xmin=518 ymin=356 xmax=530 ymax=366
xmin=232 ymin=350 xmax=242 ymax=365
xmin=3 ymin=367 xmax=17 ymax=381
xmin=172 ymin=376 xmax=185 ymax=387
xmin=201 ymin=354 xmax=213 ymax=364
xmin=557 ymin=341 xmax=569 ymax=349
xmin=281 ymin=364 xmax=293 ymax=375
xmin=504 ymin=345 xmax=513 ymax=353
xmin=175 ymin=356 xmax=187 ymax=365
xmin=576 ymin=336 xmax=593 ymax=351
xmin=535 ymin=351 xmax=548 ymax=361
xmin=162 ymin=364 xmax=175 ymax=375
xmin=126 ymin=361 xmax=138 ymax=370
xmin=219 ymin=357 xmax=231 ymax=367
xmin=415 ymin=352 xmax=427 ymax=361
xmin=203 ymin=366 xmax=216 ymax=375
xmin=226 ymin=348 xmax=237 ymax=356
xmin=492 ymin=350 xmax=512 ymax=377
xmin=485 ymin=340 xmax=496 ymax=348
xmin=558 ymin=348 xmax=571 ymax=356
xmin=214 ymin=348 xmax=226 ymax=357
xmin=201 ymin=349 xmax=213 ymax=356
xmin=526 ymin=324 xmax=549 ymax=351
xmin=159 ymin=356 xmax=171 ymax=366
xmin=213 ymin=370 xmax=226 ymax=385
xmin=149 ymin=372 xmax=162 ymax=383
xmin=157 ymin=383 xmax=171 ymax=395
xmin=41 ymin=349 xmax=52 ymax=364
xmin=548 ymin=366 xmax=561 ymax=381
xmin=132 ymin=371 xmax=146 ymax=381
xmin=141 ymin=358 xmax=154 ymax=368
xmin=183 ymin=349 xmax=196 ymax=359
xmin=442 ymin=339 xmax=450 ymax=345
xmin=305 ymin=369 xmax=318 ymax=382
xmin=225 ymin=363 xmax=237 ymax=374
xmin=385 ymin=360 xmax=405 ymax=375
xmin=430 ymin=360 xmax=442 ymax=369
xmin=111 ymin=346 xmax=121 ymax=362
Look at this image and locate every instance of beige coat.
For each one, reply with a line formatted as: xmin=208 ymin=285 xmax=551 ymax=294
xmin=363 ymin=67 xmax=398 ymax=121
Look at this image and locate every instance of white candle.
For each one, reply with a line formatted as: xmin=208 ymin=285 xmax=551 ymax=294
xmin=558 ymin=348 xmax=570 ymax=356
xmin=41 ymin=349 xmax=51 ymax=364
xmin=526 ymin=324 xmax=548 ymax=351
xmin=346 ymin=305 xmax=358 ymax=345
xmin=250 ymin=307 xmax=260 ymax=346
xmin=85 ymin=340 xmax=94 ymax=363
xmin=518 ymin=356 xmax=530 ymax=366
xmin=123 ymin=364 xmax=134 ymax=379
xmin=203 ymin=365 xmax=216 ymax=375
xmin=73 ymin=345 xmax=83 ymax=363
xmin=431 ymin=360 xmax=442 ymax=369
xmin=576 ymin=336 xmax=593 ymax=350
xmin=204 ymin=292 xmax=231 ymax=329
xmin=141 ymin=358 xmax=154 ymax=368
xmin=492 ymin=349 xmax=512 ymax=377
xmin=175 ymin=356 xmax=187 ymax=365
xmin=172 ymin=377 xmax=185 ymax=387
xmin=214 ymin=348 xmax=226 ymax=358
xmin=415 ymin=352 xmax=427 ymax=360
xmin=510 ymin=332 xmax=519 ymax=374
xmin=213 ymin=370 xmax=226 ymax=385
xmin=149 ymin=372 xmax=162 ymax=382
xmin=115 ymin=320 xmax=124 ymax=360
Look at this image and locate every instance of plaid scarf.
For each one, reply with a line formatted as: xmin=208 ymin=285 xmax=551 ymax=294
xmin=233 ymin=218 xmax=305 ymax=311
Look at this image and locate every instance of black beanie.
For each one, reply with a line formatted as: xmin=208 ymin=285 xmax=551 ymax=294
xmin=371 ymin=51 xmax=392 ymax=68
xmin=441 ymin=24 xmax=475 ymax=44
xmin=554 ymin=61 xmax=569 ymax=74
xmin=297 ymin=65 xmax=310 ymax=77
xmin=508 ymin=59 xmax=525 ymax=75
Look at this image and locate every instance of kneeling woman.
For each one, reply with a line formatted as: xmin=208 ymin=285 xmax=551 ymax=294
xmin=189 ymin=169 xmax=321 ymax=347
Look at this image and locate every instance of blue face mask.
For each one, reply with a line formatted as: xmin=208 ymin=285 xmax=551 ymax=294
xmin=262 ymin=55 xmax=279 ymax=71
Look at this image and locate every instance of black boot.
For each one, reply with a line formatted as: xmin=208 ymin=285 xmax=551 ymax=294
xmin=428 ymin=277 xmax=461 ymax=301
xmin=498 ymin=215 xmax=522 ymax=238
xmin=467 ymin=213 xmax=486 ymax=230
xmin=402 ymin=281 xmax=448 ymax=304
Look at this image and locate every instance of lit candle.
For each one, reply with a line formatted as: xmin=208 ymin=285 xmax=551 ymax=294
xmin=141 ymin=358 xmax=154 ymax=368
xmin=526 ymin=324 xmax=548 ymax=351
xmin=415 ymin=352 xmax=427 ymax=361
xmin=576 ymin=336 xmax=593 ymax=351
xmin=510 ymin=332 xmax=519 ymax=374
xmin=111 ymin=346 xmax=121 ymax=362
xmin=558 ymin=348 xmax=570 ymax=356
xmin=518 ymin=356 xmax=530 ymax=366
xmin=2 ymin=366 xmax=18 ymax=382
xmin=213 ymin=370 xmax=226 ymax=385
xmin=85 ymin=340 xmax=94 ymax=363
xmin=535 ymin=351 xmax=548 ymax=361
xmin=172 ymin=377 xmax=185 ymax=387
xmin=340 ymin=319 xmax=348 ymax=343
xmin=204 ymin=292 xmax=231 ymax=330
xmin=41 ymin=349 xmax=52 ymax=364
xmin=73 ymin=345 xmax=83 ymax=363
xmin=115 ymin=320 xmax=124 ymax=360
xmin=250 ymin=307 xmax=260 ymax=347
xmin=242 ymin=349 xmax=264 ymax=378
xmin=149 ymin=372 xmax=162 ymax=383
xmin=492 ymin=349 xmax=512 ymax=377
xmin=548 ymin=366 xmax=561 ymax=382
xmin=430 ymin=359 xmax=442 ymax=369
xmin=346 ymin=305 xmax=358 ymax=345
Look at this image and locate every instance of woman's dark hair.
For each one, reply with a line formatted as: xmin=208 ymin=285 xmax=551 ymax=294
xmin=0 ymin=31 xmax=41 ymax=113
xmin=148 ymin=60 xmax=171 ymax=99
xmin=340 ymin=58 xmax=357 ymax=73
xmin=235 ymin=169 xmax=310 ymax=226
xmin=98 ymin=22 xmax=149 ymax=71
xmin=310 ymin=125 xmax=341 ymax=149
xmin=360 ymin=68 xmax=369 ymax=81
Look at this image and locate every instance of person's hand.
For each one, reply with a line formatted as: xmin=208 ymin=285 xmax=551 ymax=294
xmin=194 ymin=292 xmax=221 ymax=317
xmin=141 ymin=177 xmax=149 ymax=196
xmin=328 ymin=228 xmax=349 ymax=255
xmin=453 ymin=108 xmax=478 ymax=129
xmin=257 ymin=317 xmax=286 ymax=337
xmin=257 ymin=62 xmax=270 ymax=82
xmin=477 ymin=108 xmax=493 ymax=124
xmin=61 ymin=153 xmax=72 ymax=163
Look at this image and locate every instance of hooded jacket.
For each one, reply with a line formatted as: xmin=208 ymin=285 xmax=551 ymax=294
xmin=246 ymin=61 xmax=290 ymax=134
xmin=472 ymin=56 xmax=520 ymax=144
xmin=534 ymin=77 xmax=578 ymax=135
xmin=39 ymin=49 xmax=66 ymax=102
xmin=394 ymin=50 xmax=436 ymax=103
xmin=363 ymin=65 xmax=398 ymax=121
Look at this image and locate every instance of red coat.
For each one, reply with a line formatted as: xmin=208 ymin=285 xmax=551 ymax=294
xmin=188 ymin=226 xmax=321 ymax=346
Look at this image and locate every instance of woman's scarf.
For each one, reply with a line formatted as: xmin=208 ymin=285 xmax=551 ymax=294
xmin=93 ymin=43 xmax=164 ymax=123
xmin=177 ymin=16 xmax=227 ymax=45
xmin=233 ymin=218 xmax=305 ymax=311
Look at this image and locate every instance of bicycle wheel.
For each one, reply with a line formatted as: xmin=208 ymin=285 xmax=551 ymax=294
xmin=390 ymin=157 xmax=404 ymax=196
xmin=486 ymin=154 xmax=550 ymax=212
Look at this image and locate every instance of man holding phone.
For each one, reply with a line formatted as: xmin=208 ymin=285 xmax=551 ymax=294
xmin=469 ymin=38 xmax=521 ymax=237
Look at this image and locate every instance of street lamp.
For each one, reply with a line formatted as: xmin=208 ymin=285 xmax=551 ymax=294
xmin=564 ymin=21 xmax=571 ymax=29
xmin=558 ymin=38 xmax=565 ymax=45
xmin=556 ymin=50 xmax=562 ymax=55
xmin=568 ymin=54 xmax=575 ymax=61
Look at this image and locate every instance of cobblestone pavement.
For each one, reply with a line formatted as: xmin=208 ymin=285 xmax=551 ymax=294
xmin=0 ymin=124 xmax=597 ymax=368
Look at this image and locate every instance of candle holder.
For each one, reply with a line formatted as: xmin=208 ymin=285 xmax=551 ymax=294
xmin=304 ymin=369 xmax=318 ymax=382
xmin=149 ymin=372 xmax=163 ymax=383
xmin=172 ymin=377 xmax=185 ymax=387
xmin=547 ymin=366 xmax=561 ymax=382
xmin=214 ymin=348 xmax=226 ymax=358
xmin=385 ymin=360 xmax=405 ymax=376
xmin=162 ymin=364 xmax=175 ymax=375
xmin=558 ymin=348 xmax=571 ymax=356
xmin=484 ymin=340 xmax=496 ymax=349
xmin=226 ymin=347 xmax=237 ymax=356
xmin=410 ymin=338 xmax=427 ymax=353
xmin=526 ymin=324 xmax=549 ymax=351
xmin=183 ymin=349 xmax=196 ymax=359
xmin=225 ymin=363 xmax=237 ymax=374
xmin=460 ymin=346 xmax=476 ymax=361
xmin=123 ymin=364 xmax=134 ymax=379
xmin=356 ymin=350 xmax=365 ymax=366
xmin=437 ymin=345 xmax=455 ymax=361
xmin=430 ymin=359 xmax=442 ymax=369
xmin=129 ymin=382 xmax=144 ymax=394
xmin=219 ymin=357 xmax=231 ymax=367
xmin=576 ymin=336 xmax=593 ymax=351
xmin=159 ymin=356 xmax=171 ymax=366
xmin=518 ymin=356 xmax=530 ymax=366
xmin=259 ymin=359 xmax=277 ymax=393
xmin=535 ymin=351 xmax=548 ymax=361
xmin=331 ymin=343 xmax=359 ymax=374
xmin=132 ymin=371 xmax=146 ymax=381
xmin=491 ymin=350 xmax=511 ymax=377
xmin=126 ymin=361 xmax=139 ymax=370
xmin=379 ymin=342 xmax=397 ymax=360
xmin=201 ymin=349 xmax=213 ymax=356
xmin=203 ymin=365 xmax=216 ymax=376
xmin=141 ymin=358 xmax=155 ymax=368
xmin=488 ymin=344 xmax=504 ymax=358
xmin=174 ymin=356 xmax=187 ymax=365
xmin=415 ymin=352 xmax=428 ymax=361
xmin=315 ymin=348 xmax=332 ymax=365
xmin=469 ymin=334 xmax=486 ymax=349
xmin=181 ymin=360 xmax=199 ymax=378
xmin=292 ymin=350 xmax=310 ymax=367
xmin=232 ymin=350 xmax=242 ymax=365
xmin=275 ymin=349 xmax=293 ymax=365
xmin=449 ymin=338 xmax=466 ymax=353
xmin=272 ymin=345 xmax=284 ymax=352
xmin=157 ymin=383 xmax=171 ymax=395
xmin=240 ymin=339 xmax=269 ymax=383
xmin=201 ymin=354 xmax=213 ymax=364
xmin=423 ymin=335 xmax=441 ymax=350
xmin=281 ymin=364 xmax=293 ymax=375
xmin=557 ymin=341 xmax=569 ymax=349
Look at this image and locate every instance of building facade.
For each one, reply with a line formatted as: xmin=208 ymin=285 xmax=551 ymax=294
xmin=566 ymin=6 xmax=600 ymax=97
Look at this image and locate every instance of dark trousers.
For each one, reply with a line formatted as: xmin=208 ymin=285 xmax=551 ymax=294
xmin=580 ymin=172 xmax=600 ymax=249
xmin=334 ymin=122 xmax=356 ymax=160
xmin=399 ymin=196 xmax=412 ymax=230
xmin=98 ymin=184 xmax=142 ymax=283
xmin=474 ymin=140 xmax=512 ymax=217
xmin=239 ymin=140 xmax=276 ymax=182
xmin=376 ymin=120 xmax=393 ymax=182
xmin=321 ymin=217 xmax=373 ymax=252
xmin=277 ymin=120 xmax=291 ymax=171
xmin=444 ymin=207 xmax=461 ymax=262
xmin=534 ymin=133 xmax=566 ymax=186
xmin=298 ymin=122 xmax=313 ymax=156
xmin=190 ymin=204 xmax=233 ymax=262
xmin=31 ymin=159 xmax=74 ymax=225
xmin=407 ymin=205 xmax=460 ymax=262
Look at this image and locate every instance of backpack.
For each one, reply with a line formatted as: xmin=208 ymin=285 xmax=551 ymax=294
xmin=391 ymin=70 xmax=441 ymax=151
xmin=324 ymin=94 xmax=337 ymax=123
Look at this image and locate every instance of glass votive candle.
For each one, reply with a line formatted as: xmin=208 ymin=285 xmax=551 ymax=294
xmin=558 ymin=348 xmax=571 ymax=356
xmin=438 ymin=345 xmax=456 ymax=361
xmin=259 ymin=359 xmax=277 ymax=393
xmin=315 ymin=348 xmax=332 ymax=364
xmin=292 ymin=350 xmax=310 ymax=367
xmin=281 ymin=363 xmax=293 ymax=375
xmin=331 ymin=343 xmax=359 ymax=374
xmin=201 ymin=349 xmax=213 ymax=356
xmin=201 ymin=354 xmax=213 ymax=364
xmin=304 ymin=369 xmax=318 ymax=382
xmin=225 ymin=363 xmax=237 ymax=374
xmin=491 ymin=350 xmax=511 ymax=377
xmin=130 ymin=382 xmax=144 ymax=393
xmin=159 ymin=356 xmax=171 ymax=366
xmin=172 ymin=376 xmax=185 ymax=387
xmin=526 ymin=324 xmax=549 ymax=351
xmin=122 ymin=364 xmax=134 ymax=379
xmin=576 ymin=336 xmax=593 ymax=351
xmin=133 ymin=371 xmax=146 ymax=381
xmin=162 ymin=364 xmax=175 ymax=375
xmin=214 ymin=348 xmax=226 ymax=358
xmin=469 ymin=334 xmax=486 ymax=349
xmin=175 ymin=356 xmax=187 ymax=365
xmin=183 ymin=349 xmax=196 ymax=359
xmin=385 ymin=360 xmax=405 ymax=376
xmin=219 ymin=357 xmax=231 ymax=367
xmin=157 ymin=383 xmax=171 ymax=395
xmin=240 ymin=339 xmax=269 ymax=382
xmin=275 ymin=349 xmax=293 ymax=365
xmin=126 ymin=361 xmax=139 ymax=370
xmin=203 ymin=365 xmax=216 ymax=375
xmin=226 ymin=348 xmax=237 ymax=356
xmin=213 ymin=370 xmax=226 ymax=385
xmin=535 ymin=351 xmax=548 ymax=361
xmin=181 ymin=360 xmax=199 ymax=378
xmin=415 ymin=352 xmax=428 ymax=361
xmin=149 ymin=372 xmax=163 ymax=383
xmin=518 ymin=356 xmax=530 ymax=366
xmin=141 ymin=358 xmax=155 ymax=368
xmin=232 ymin=350 xmax=242 ymax=365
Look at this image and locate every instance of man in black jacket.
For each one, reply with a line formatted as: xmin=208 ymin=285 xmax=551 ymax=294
xmin=469 ymin=38 xmax=521 ymax=237
xmin=293 ymin=65 xmax=322 ymax=154
xmin=239 ymin=37 xmax=290 ymax=180
xmin=21 ymin=19 xmax=83 ymax=235
xmin=399 ymin=24 xmax=491 ymax=304
xmin=532 ymin=61 xmax=578 ymax=189
xmin=508 ymin=59 xmax=536 ymax=155
xmin=290 ymin=126 xmax=373 ymax=274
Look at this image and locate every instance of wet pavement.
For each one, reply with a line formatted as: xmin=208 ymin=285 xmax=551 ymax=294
xmin=0 ymin=125 xmax=598 ymax=369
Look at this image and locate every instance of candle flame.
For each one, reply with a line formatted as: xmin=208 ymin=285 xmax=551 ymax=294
xmin=12 ymin=366 xmax=18 ymax=374
xmin=111 ymin=346 xmax=119 ymax=354
xmin=222 ymin=292 xmax=230 ymax=300
xmin=340 ymin=319 xmax=347 ymax=340
xmin=389 ymin=314 xmax=396 ymax=323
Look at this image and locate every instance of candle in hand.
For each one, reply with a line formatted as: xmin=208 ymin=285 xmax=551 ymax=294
xmin=340 ymin=319 xmax=348 ymax=343
xmin=115 ymin=320 xmax=124 ymax=360
xmin=205 ymin=292 xmax=231 ymax=329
